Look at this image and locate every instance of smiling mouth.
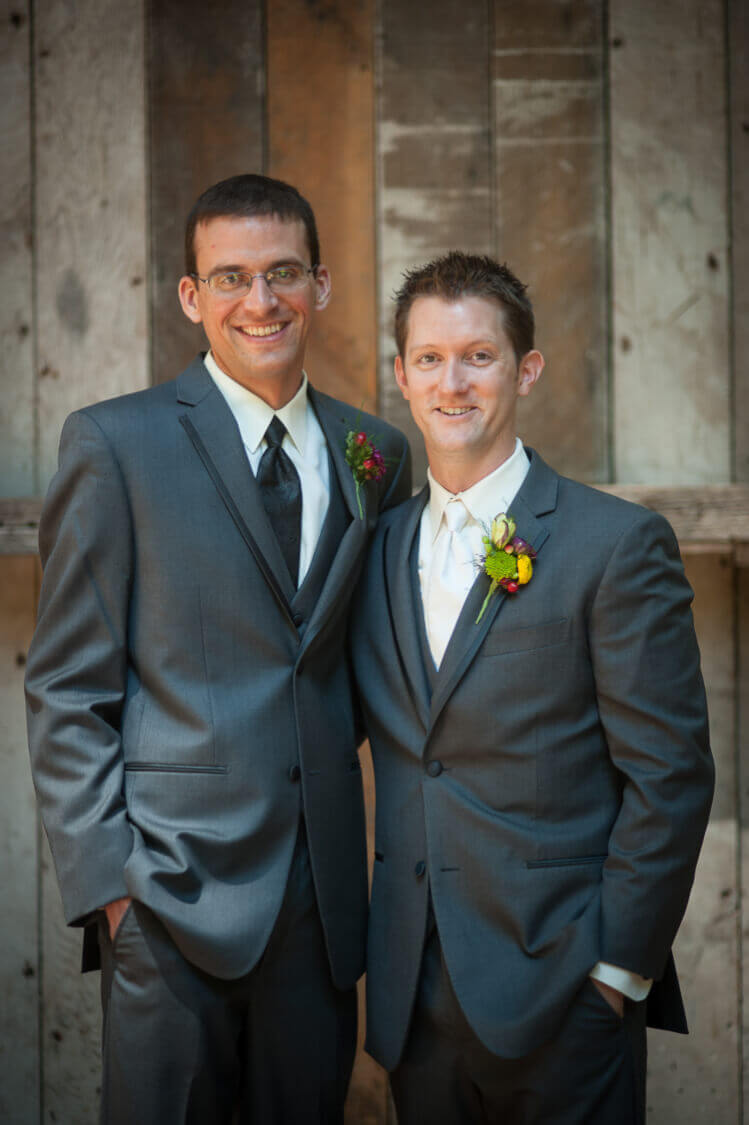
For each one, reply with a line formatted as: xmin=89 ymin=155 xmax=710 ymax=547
xmin=436 ymin=407 xmax=474 ymax=416
xmin=236 ymin=322 xmax=285 ymax=338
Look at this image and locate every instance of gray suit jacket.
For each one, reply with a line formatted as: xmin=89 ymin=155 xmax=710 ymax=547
xmin=351 ymin=448 xmax=713 ymax=1068
xmin=25 ymin=356 xmax=411 ymax=986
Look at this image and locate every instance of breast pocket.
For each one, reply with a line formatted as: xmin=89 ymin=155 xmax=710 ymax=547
xmin=480 ymin=616 xmax=570 ymax=657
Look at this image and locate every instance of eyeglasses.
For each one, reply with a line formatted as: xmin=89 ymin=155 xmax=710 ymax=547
xmin=190 ymin=264 xmax=316 ymax=298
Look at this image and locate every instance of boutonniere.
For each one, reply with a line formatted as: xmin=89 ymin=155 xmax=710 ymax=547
xmin=345 ymin=430 xmax=386 ymax=518
xmin=476 ymin=513 xmax=536 ymax=623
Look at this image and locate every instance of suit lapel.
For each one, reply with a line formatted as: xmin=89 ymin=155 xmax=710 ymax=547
xmin=176 ymin=359 xmax=297 ymax=619
xmin=384 ymin=487 xmax=431 ymax=731
xmin=298 ymin=388 xmax=372 ymax=651
xmin=429 ymin=450 xmax=557 ymax=733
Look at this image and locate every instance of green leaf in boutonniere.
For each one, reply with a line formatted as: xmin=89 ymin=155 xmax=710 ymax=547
xmin=344 ymin=429 xmax=387 ymax=518
xmin=475 ymin=513 xmax=536 ymax=623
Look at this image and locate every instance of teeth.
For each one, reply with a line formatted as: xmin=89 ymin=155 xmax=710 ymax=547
xmin=440 ymin=407 xmax=472 ymax=415
xmin=241 ymin=323 xmax=284 ymax=337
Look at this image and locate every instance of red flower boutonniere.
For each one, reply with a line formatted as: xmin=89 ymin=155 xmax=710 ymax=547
xmin=476 ymin=513 xmax=536 ymax=623
xmin=345 ymin=430 xmax=386 ymax=518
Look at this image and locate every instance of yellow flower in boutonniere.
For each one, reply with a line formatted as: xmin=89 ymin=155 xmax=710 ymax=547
xmin=475 ymin=513 xmax=536 ymax=624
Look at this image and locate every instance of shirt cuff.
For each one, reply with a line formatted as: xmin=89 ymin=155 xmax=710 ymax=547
xmin=590 ymin=961 xmax=652 ymax=1002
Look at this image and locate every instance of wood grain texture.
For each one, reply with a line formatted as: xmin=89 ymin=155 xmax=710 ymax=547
xmin=0 ymin=557 xmax=39 ymax=1124
xmin=609 ymin=0 xmax=731 ymax=484
xmin=739 ymin=564 xmax=749 ymax=1116
xmin=149 ymin=0 xmax=265 ymax=384
xmin=267 ymin=0 xmax=376 ymax=411
xmin=492 ymin=0 xmax=608 ymax=483
xmin=34 ymin=0 xmax=149 ymax=491
xmin=377 ymin=0 xmax=492 ymax=483
xmin=647 ymin=555 xmax=739 ymax=1121
xmin=0 ymin=1 xmax=34 ymax=497
xmin=731 ymin=0 xmax=749 ymax=482
xmin=593 ymin=483 xmax=749 ymax=542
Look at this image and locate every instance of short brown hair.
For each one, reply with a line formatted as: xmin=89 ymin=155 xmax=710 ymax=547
xmin=184 ymin=174 xmax=320 ymax=277
xmin=393 ymin=251 xmax=535 ymax=364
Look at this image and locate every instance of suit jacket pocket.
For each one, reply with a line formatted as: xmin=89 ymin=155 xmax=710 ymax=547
xmin=526 ymin=854 xmax=607 ymax=869
xmin=481 ymin=616 xmax=569 ymax=657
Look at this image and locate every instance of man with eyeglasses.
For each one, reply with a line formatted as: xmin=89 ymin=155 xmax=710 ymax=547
xmin=25 ymin=173 xmax=411 ymax=1124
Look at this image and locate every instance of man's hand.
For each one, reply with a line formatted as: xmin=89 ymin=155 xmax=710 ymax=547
xmin=102 ymin=896 xmax=132 ymax=941
xmin=591 ymin=977 xmax=624 ymax=1018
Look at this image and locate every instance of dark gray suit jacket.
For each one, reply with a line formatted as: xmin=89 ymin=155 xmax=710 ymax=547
xmin=25 ymin=356 xmax=411 ymax=987
xmin=351 ymin=448 xmax=713 ymax=1068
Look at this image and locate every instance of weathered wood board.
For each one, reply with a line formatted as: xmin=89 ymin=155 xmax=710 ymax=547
xmin=609 ymin=0 xmax=731 ymax=484
xmin=34 ymin=0 xmax=149 ymax=490
xmin=731 ymin=0 xmax=748 ymax=483
xmin=739 ymin=565 xmax=749 ymax=1119
xmin=0 ymin=1 xmax=34 ymax=498
xmin=493 ymin=0 xmax=608 ymax=483
xmin=149 ymin=0 xmax=265 ymax=385
xmin=268 ymin=0 xmax=377 ymax=412
xmin=647 ymin=554 xmax=739 ymax=1121
xmin=0 ymin=558 xmax=39 ymax=1124
xmin=377 ymin=0 xmax=492 ymax=484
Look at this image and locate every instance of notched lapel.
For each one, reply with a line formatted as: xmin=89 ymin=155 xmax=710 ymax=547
xmin=177 ymin=363 xmax=296 ymax=615
xmin=384 ymin=490 xmax=431 ymax=731
xmin=297 ymin=390 xmax=375 ymax=651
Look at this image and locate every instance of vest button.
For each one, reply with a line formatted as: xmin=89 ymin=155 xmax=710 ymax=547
xmin=292 ymin=612 xmax=304 ymax=627
xmin=414 ymin=861 xmax=426 ymax=878
xmin=288 ymin=764 xmax=301 ymax=782
xmin=426 ymin=760 xmax=443 ymax=777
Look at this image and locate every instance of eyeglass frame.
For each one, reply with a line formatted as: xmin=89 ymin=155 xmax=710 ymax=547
xmin=188 ymin=264 xmax=317 ymax=297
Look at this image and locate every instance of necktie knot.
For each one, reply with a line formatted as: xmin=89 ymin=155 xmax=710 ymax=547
xmin=444 ymin=500 xmax=468 ymax=534
xmin=264 ymin=416 xmax=287 ymax=449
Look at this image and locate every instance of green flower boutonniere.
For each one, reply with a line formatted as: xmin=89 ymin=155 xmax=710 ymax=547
xmin=345 ymin=430 xmax=386 ymax=518
xmin=475 ymin=513 xmax=536 ymax=624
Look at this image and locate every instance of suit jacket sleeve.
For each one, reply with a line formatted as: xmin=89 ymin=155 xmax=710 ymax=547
xmin=590 ymin=509 xmax=714 ymax=980
xmin=25 ymin=410 xmax=134 ymax=925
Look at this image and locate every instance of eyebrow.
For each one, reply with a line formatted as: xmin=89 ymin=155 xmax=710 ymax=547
xmin=205 ymin=257 xmax=307 ymax=276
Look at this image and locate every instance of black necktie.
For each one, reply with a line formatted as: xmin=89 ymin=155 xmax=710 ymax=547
xmin=256 ymin=416 xmax=302 ymax=587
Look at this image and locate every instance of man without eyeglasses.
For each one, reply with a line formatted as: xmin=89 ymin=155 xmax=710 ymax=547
xmin=25 ymin=174 xmax=411 ymax=1124
xmin=350 ymin=251 xmax=713 ymax=1124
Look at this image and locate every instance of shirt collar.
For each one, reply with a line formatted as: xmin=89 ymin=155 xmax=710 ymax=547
xmin=426 ymin=437 xmax=530 ymax=543
xmin=204 ymin=350 xmax=309 ymax=456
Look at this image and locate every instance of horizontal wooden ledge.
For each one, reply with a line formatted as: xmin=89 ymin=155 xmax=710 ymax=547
xmin=2 ymin=486 xmax=749 ymax=558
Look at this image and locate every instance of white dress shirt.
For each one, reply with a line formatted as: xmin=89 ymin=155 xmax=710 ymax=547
xmin=204 ymin=351 xmax=329 ymax=584
xmin=418 ymin=436 xmax=652 ymax=1004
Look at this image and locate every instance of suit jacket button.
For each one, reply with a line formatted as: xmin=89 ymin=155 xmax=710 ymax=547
xmin=414 ymin=861 xmax=426 ymax=878
xmin=292 ymin=612 xmax=304 ymax=627
xmin=288 ymin=764 xmax=301 ymax=782
xmin=426 ymin=760 xmax=443 ymax=777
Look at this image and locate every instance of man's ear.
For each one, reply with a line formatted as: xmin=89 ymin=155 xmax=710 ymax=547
xmin=394 ymin=355 xmax=410 ymax=401
xmin=517 ymin=350 xmax=544 ymax=397
xmin=313 ymin=265 xmax=332 ymax=311
xmin=178 ymin=276 xmax=203 ymax=325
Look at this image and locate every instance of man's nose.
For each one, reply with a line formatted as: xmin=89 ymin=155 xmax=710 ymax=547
xmin=440 ymin=359 xmax=467 ymax=393
xmin=240 ymin=276 xmax=279 ymax=314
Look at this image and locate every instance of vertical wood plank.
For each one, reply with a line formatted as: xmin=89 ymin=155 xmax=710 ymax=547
xmin=0 ymin=0 xmax=34 ymax=497
xmin=609 ymin=0 xmax=731 ymax=484
xmin=34 ymin=0 xmax=149 ymax=491
xmin=377 ymin=0 xmax=492 ymax=483
xmin=34 ymin=2 xmax=148 ymax=1117
xmin=0 ymin=558 xmax=40 ymax=1124
xmin=492 ymin=0 xmax=608 ymax=483
xmin=267 ymin=0 xmax=377 ymax=410
xmin=736 ymin=560 xmax=749 ymax=1125
xmin=647 ymin=554 xmax=739 ymax=1122
xmin=149 ymin=0 xmax=265 ymax=385
xmin=731 ymin=0 xmax=749 ymax=483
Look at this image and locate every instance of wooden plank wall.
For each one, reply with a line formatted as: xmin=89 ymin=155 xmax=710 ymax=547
xmin=0 ymin=1 xmax=745 ymax=1122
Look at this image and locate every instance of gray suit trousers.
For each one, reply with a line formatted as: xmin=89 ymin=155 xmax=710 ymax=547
xmin=98 ymin=826 xmax=356 ymax=1125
